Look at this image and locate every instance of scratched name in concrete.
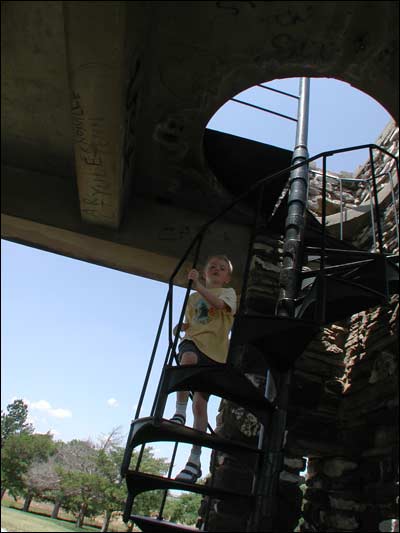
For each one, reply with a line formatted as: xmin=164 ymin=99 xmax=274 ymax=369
xmin=71 ymin=91 xmax=114 ymax=220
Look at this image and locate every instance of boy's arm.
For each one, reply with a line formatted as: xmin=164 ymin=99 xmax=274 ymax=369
xmin=188 ymin=269 xmax=230 ymax=310
xmin=195 ymin=282 xmax=230 ymax=310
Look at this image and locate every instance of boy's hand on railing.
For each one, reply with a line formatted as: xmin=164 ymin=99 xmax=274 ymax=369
xmin=173 ymin=323 xmax=189 ymax=337
xmin=188 ymin=269 xmax=200 ymax=288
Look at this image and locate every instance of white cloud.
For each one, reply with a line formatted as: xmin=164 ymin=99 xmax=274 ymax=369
xmin=49 ymin=429 xmax=61 ymax=438
xmin=29 ymin=400 xmax=72 ymax=419
xmin=48 ymin=408 xmax=72 ymax=419
xmin=31 ymin=400 xmax=51 ymax=410
xmin=107 ymin=398 xmax=119 ymax=408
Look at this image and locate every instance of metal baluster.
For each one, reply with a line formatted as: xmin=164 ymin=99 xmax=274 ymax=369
xmin=369 ymin=147 xmax=384 ymax=253
xmin=318 ymin=155 xmax=328 ymax=324
xmin=339 ymin=178 xmax=344 ymax=241
xmin=367 ymin=180 xmax=377 ymax=252
xmin=387 ymin=171 xmax=400 ymax=252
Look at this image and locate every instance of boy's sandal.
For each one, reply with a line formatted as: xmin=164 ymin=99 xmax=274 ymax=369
xmin=169 ymin=413 xmax=186 ymax=425
xmin=175 ymin=461 xmax=202 ymax=484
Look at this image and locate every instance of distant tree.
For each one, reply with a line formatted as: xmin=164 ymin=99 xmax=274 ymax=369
xmin=52 ymin=438 xmax=100 ymax=527
xmin=57 ymin=469 xmax=107 ymax=527
xmin=1 ymin=399 xmax=34 ymax=445
xmin=2 ymin=425 xmax=171 ymax=528
xmin=1 ymin=432 xmax=55 ymax=503
xmin=94 ymin=428 xmax=170 ymax=531
xmin=95 ymin=428 xmax=127 ymax=532
xmin=23 ymin=454 xmax=61 ymax=511
xmin=36 ymin=439 xmax=97 ymax=520
xmin=128 ymin=445 xmax=170 ymax=518
xmin=94 ymin=430 xmax=170 ymax=528
xmin=55 ymin=438 xmax=98 ymax=473
xmin=164 ymin=491 xmax=202 ymax=526
xmin=51 ymin=436 xmax=128 ymax=528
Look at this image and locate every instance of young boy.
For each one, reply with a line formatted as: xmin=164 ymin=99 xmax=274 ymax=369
xmin=170 ymin=255 xmax=237 ymax=483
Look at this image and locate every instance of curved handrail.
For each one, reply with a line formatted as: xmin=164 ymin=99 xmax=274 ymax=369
xmin=167 ymin=143 xmax=399 ymax=288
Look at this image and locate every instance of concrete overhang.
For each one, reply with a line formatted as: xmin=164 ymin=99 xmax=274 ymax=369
xmin=2 ymin=1 xmax=398 ymax=287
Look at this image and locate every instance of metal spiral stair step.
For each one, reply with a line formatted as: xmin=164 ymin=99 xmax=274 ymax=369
xmin=129 ymin=514 xmax=202 ymax=532
xmin=303 ymin=212 xmax=358 ymax=250
xmin=303 ymin=253 xmax=398 ymax=295
xmin=162 ymin=364 xmax=275 ymax=426
xmin=343 ymin=255 xmax=399 ymax=294
xmin=230 ymin=315 xmax=320 ymax=372
xmin=125 ymin=469 xmax=254 ymax=503
xmin=304 ymin=246 xmax=384 ymax=267
xmin=297 ymin=275 xmax=388 ymax=324
xmin=127 ymin=417 xmax=260 ymax=457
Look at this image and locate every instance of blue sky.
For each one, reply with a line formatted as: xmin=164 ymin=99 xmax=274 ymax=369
xmin=1 ymin=77 xmax=393 ymax=475
xmin=208 ymin=77 xmax=392 ymax=173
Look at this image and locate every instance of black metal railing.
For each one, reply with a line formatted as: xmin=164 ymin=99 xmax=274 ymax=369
xmin=124 ymin=142 xmax=399 ymax=519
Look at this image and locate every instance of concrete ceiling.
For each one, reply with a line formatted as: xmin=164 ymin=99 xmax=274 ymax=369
xmin=2 ymin=1 xmax=399 ymax=288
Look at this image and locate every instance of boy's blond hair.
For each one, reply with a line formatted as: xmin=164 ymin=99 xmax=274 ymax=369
xmin=204 ymin=254 xmax=233 ymax=274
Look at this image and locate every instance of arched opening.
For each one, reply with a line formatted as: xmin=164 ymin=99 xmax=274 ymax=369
xmin=203 ymin=77 xmax=393 ymax=195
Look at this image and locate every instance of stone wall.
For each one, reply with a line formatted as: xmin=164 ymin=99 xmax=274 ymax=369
xmin=301 ymin=294 xmax=398 ymax=533
xmin=298 ymin=121 xmax=399 ymax=532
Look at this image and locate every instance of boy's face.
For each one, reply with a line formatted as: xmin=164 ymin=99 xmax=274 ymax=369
xmin=204 ymin=257 xmax=231 ymax=288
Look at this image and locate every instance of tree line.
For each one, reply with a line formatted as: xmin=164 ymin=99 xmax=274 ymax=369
xmin=1 ymin=399 xmax=201 ymax=531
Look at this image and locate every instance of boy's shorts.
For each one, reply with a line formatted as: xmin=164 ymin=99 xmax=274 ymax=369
xmin=178 ymin=340 xmax=221 ymax=366
xmin=178 ymin=340 xmax=222 ymax=401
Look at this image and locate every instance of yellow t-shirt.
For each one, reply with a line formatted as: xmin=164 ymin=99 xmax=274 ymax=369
xmin=182 ymin=287 xmax=237 ymax=364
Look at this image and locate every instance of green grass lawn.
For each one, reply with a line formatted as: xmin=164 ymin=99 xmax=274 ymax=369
xmin=0 ymin=506 xmax=101 ymax=533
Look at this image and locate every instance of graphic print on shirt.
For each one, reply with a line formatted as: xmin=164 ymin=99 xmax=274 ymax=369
xmin=194 ymin=299 xmax=211 ymax=325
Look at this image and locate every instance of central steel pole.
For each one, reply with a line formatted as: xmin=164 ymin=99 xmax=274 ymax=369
xmin=249 ymin=77 xmax=310 ymax=532
xmin=277 ymin=76 xmax=311 ymax=317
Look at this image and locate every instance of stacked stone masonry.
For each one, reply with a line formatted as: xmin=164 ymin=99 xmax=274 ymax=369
xmin=301 ymin=295 xmax=398 ymax=533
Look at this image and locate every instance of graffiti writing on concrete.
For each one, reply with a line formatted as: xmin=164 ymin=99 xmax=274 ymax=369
xmin=71 ymin=92 xmax=114 ymax=221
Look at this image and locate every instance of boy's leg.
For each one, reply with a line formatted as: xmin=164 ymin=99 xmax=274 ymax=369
xmin=192 ymin=391 xmax=208 ymax=433
xmin=190 ymin=391 xmax=208 ymax=463
xmin=170 ymin=350 xmax=197 ymax=425
xmin=175 ymin=392 xmax=207 ymax=483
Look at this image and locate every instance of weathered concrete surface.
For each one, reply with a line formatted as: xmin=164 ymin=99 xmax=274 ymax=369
xmin=1 ymin=1 xmax=399 ymax=284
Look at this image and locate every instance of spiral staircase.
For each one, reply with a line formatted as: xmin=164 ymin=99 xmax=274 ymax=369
xmin=119 ymin=80 xmax=399 ymax=532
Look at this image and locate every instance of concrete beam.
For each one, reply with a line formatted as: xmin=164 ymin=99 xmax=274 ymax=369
xmin=1 ymin=165 xmax=251 ymax=289
xmin=63 ymin=1 xmax=128 ymax=228
xmin=2 ymin=213 xmax=184 ymax=285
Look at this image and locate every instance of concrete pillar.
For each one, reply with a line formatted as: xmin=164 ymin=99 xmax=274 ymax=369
xmin=64 ymin=2 xmax=127 ymax=228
